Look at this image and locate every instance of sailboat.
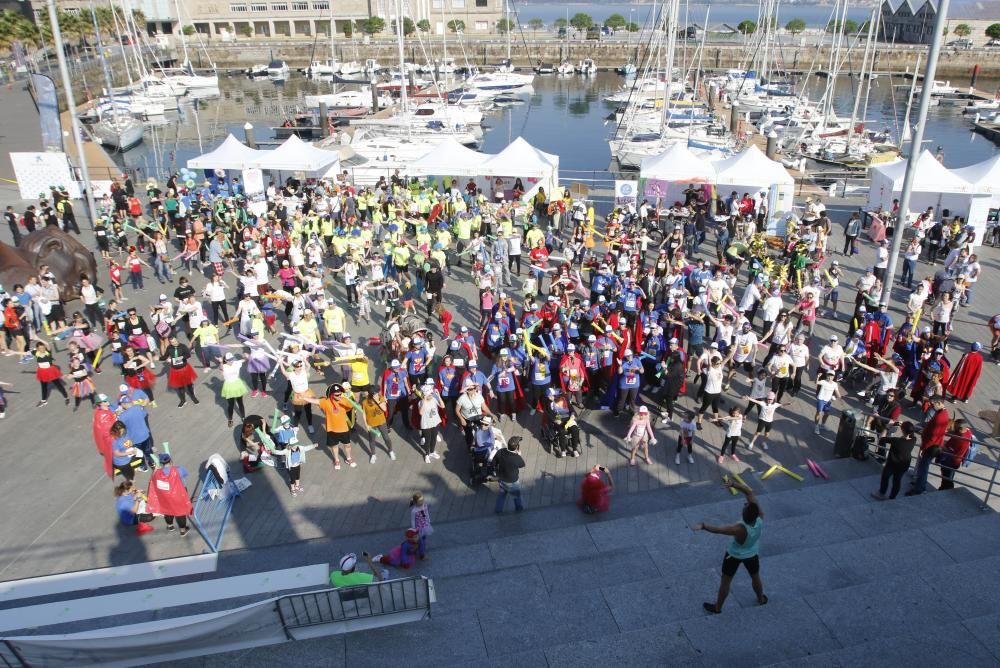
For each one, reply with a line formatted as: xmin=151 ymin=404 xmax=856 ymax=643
xmin=88 ymin=2 xmax=143 ymax=151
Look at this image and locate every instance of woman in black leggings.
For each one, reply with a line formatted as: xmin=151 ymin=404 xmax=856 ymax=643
xmin=873 ymin=421 xmax=917 ymax=500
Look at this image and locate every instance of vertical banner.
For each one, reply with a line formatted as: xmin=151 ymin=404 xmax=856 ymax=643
xmin=31 ymin=73 xmax=63 ymax=153
xmin=615 ymin=180 xmax=638 ymax=208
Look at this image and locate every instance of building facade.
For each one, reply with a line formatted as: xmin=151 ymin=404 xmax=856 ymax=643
xmin=181 ymin=0 xmax=503 ymax=38
xmin=880 ymin=0 xmax=999 ymax=45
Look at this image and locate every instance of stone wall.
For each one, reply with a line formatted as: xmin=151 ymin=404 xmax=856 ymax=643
xmin=191 ymin=38 xmax=995 ymax=79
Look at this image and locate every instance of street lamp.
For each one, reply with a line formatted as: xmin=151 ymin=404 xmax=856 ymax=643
xmin=629 ymin=8 xmax=634 ymax=44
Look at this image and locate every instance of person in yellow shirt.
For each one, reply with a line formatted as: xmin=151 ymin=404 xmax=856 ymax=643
xmin=360 ymin=390 xmax=395 ymax=462
xmin=297 ymin=309 xmax=320 ymax=345
xmin=190 ymin=319 xmax=220 ymax=368
xmin=323 ymin=302 xmax=347 ymax=340
xmin=334 ymin=352 xmax=372 ymax=394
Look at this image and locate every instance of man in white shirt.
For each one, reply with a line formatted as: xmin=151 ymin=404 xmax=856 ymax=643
xmin=960 ymin=254 xmax=981 ymax=306
xmin=79 ymin=276 xmax=105 ymax=328
xmin=727 ymin=322 xmax=758 ymax=387
xmin=873 ymin=240 xmax=889 ymax=282
xmin=787 ymin=333 xmax=810 ymax=397
xmin=813 ymin=372 xmax=842 ymax=434
xmin=759 ymin=289 xmax=783 ymax=336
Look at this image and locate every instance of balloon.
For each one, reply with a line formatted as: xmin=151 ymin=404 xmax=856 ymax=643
xmin=186 ymin=179 xmax=195 ymax=188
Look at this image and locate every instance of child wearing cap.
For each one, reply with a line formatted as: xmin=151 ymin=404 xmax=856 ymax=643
xmin=270 ymin=419 xmax=316 ymax=497
xmin=625 ymin=405 xmax=656 ymax=465
xmin=747 ymin=393 xmax=784 ymax=451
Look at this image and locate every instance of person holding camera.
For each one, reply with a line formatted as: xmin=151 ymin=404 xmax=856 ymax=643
xmin=578 ymin=465 xmax=615 ymax=514
xmin=494 ymin=437 xmax=525 ymax=514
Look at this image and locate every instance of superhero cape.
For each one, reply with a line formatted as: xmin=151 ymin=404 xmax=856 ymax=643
xmin=559 ymin=354 xmax=590 ymax=393
xmin=946 ymin=351 xmax=982 ymax=402
xmin=578 ymin=472 xmax=610 ymax=513
xmin=634 ymin=317 xmax=645 ymax=353
xmin=92 ymin=407 xmax=116 ymax=478
xmin=381 ymin=368 xmax=407 ymax=399
xmin=146 ymin=465 xmax=194 ymax=517
xmin=910 ymin=357 xmax=951 ymax=402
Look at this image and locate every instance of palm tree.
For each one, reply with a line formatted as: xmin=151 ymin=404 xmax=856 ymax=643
xmin=0 ymin=10 xmax=38 ymax=53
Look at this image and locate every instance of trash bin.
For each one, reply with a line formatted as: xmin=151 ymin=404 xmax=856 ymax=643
xmin=833 ymin=409 xmax=857 ymax=458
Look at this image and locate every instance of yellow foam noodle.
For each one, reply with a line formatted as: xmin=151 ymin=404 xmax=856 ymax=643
xmin=777 ymin=465 xmax=804 ymax=482
xmin=722 ymin=475 xmax=738 ymax=495
xmin=733 ymin=473 xmax=747 ymax=488
xmin=93 ymin=346 xmax=103 ymax=367
xmin=761 ymin=465 xmax=780 ymax=480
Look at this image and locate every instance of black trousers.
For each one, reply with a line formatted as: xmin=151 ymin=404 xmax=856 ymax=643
xmin=879 ymin=463 xmax=908 ymax=499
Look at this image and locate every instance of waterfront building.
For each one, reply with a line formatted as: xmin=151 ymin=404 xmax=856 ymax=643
xmin=880 ymin=0 xmax=999 ymax=46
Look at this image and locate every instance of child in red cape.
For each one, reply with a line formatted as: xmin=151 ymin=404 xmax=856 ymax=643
xmin=578 ymin=465 xmax=615 ymax=514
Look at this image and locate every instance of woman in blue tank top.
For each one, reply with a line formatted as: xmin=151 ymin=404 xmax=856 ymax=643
xmin=695 ymin=478 xmax=768 ymax=613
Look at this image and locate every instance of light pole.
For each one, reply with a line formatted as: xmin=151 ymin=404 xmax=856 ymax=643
xmin=45 ymin=0 xmax=98 ymax=229
xmin=629 ymin=8 xmax=634 ymax=44
xmin=879 ymin=0 xmax=950 ymax=306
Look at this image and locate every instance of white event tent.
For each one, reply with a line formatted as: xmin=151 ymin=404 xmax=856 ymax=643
xmin=186 ymin=134 xmax=265 ymax=170
xmin=408 ymin=137 xmax=487 ymax=177
xmin=245 ymin=135 xmax=340 ymax=173
xmin=868 ymin=150 xmax=973 ymax=223
xmin=712 ymin=145 xmax=795 ymax=232
xmin=638 ymin=143 xmax=718 ymax=205
xmin=480 ymin=136 xmax=560 ymax=201
xmin=953 ymin=154 xmax=1000 ymax=246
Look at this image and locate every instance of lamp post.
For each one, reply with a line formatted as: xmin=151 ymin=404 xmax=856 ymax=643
xmin=879 ymin=0 xmax=950 ymax=306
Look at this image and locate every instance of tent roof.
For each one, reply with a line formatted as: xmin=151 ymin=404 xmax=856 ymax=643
xmin=639 ymin=143 xmax=717 ymax=182
xmin=408 ymin=137 xmax=488 ymax=176
xmin=952 ymin=154 xmax=1000 ymax=194
xmin=247 ymin=134 xmax=340 ymax=172
xmin=186 ymin=134 xmax=265 ymax=170
xmin=482 ymin=136 xmax=558 ymax=178
xmin=712 ymin=144 xmax=794 ymax=188
xmin=871 ymin=150 xmax=971 ymax=193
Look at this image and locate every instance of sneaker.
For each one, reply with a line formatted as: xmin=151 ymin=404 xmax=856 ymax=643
xmin=389 ymin=451 xmax=397 ymax=461
xmin=430 ymin=452 xmax=441 ymax=460
xmin=334 ymin=461 xmax=341 ymax=471
xmin=675 ymin=453 xmax=680 ymax=465
xmin=697 ymin=423 xmax=703 ymax=431
xmin=717 ymin=455 xmax=724 ymax=464
xmin=573 ymin=450 xmax=580 ymax=458
xmin=529 ymin=408 xmax=536 ymax=416
xmin=747 ymin=442 xmax=755 ymax=450
xmin=167 ymin=524 xmax=176 ymax=532
xmin=306 ymin=425 xmax=315 ymax=434
xmin=139 ymin=465 xmax=150 ymax=473
xmin=348 ymin=458 xmax=357 ymax=468
xmin=192 ymin=397 xmax=200 ymax=404
xmin=291 ymin=489 xmax=299 ymax=497
xmin=870 ymin=491 xmax=886 ymax=501
xmin=36 ymin=400 xmax=47 ymax=408
xmin=687 ymin=454 xmax=695 ymax=464
xmin=370 ymin=454 xmax=377 ymax=464
xmin=731 ymin=454 xmax=740 ymax=462
xmin=856 ymin=391 xmax=867 ymax=398
xmin=424 ymin=454 xmax=431 ymax=464
xmin=510 ymin=415 xmax=517 ymax=424
xmin=179 ymin=527 xmax=189 ymax=536
xmin=763 ymin=442 xmax=769 ymax=451
xmin=135 ymin=522 xmax=155 ymax=535
xmin=814 ymin=425 xmax=821 ymax=435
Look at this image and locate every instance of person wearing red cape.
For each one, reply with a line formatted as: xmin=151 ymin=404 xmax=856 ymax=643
xmin=946 ymin=342 xmax=983 ymax=403
xmin=909 ymin=348 xmax=950 ymax=405
xmin=578 ymin=465 xmax=615 ymax=514
xmin=145 ymin=453 xmax=193 ymax=535
xmin=559 ymin=344 xmax=589 ymax=408
xmin=92 ymin=393 xmax=116 ymax=478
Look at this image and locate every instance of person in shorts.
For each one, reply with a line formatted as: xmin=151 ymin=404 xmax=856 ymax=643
xmin=696 ymin=478 xmax=767 ymax=613
xmin=814 ymin=371 xmax=842 ymax=435
xmin=747 ymin=391 xmax=783 ymax=451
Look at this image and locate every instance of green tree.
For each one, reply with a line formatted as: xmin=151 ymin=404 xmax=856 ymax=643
xmin=603 ymin=13 xmax=626 ymax=31
xmin=569 ymin=12 xmax=593 ymax=34
xmin=357 ymin=16 xmax=386 ymax=35
xmin=784 ymin=18 xmax=806 ymax=34
xmin=391 ymin=16 xmax=415 ymax=36
xmin=241 ymin=24 xmax=253 ymax=37
xmin=181 ymin=24 xmax=196 ymax=36
xmin=827 ymin=18 xmax=859 ymax=34
xmin=447 ymin=19 xmax=465 ymax=33
xmin=987 ymin=23 xmax=1000 ymax=39
xmin=528 ymin=18 xmax=544 ymax=33
xmin=553 ymin=17 xmax=568 ymax=30
xmin=953 ymin=23 xmax=971 ymax=37
xmin=737 ymin=19 xmax=757 ymax=35
xmin=626 ymin=21 xmax=639 ymax=32
xmin=496 ymin=17 xmax=515 ymax=33
xmin=0 ymin=9 xmax=38 ymax=52
xmin=417 ymin=18 xmax=430 ymax=33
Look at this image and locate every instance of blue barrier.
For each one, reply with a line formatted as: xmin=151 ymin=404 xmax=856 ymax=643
xmin=191 ymin=465 xmax=240 ymax=552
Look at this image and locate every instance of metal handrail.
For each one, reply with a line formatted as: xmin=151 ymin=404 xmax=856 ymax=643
xmin=864 ymin=429 xmax=999 ymax=509
xmin=275 ymin=576 xmax=432 ymax=636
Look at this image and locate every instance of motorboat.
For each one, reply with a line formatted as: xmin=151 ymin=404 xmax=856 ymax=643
xmin=304 ymin=88 xmax=394 ymax=110
xmin=578 ymin=58 xmax=597 ymax=75
xmin=247 ymin=63 xmax=269 ymax=77
xmin=90 ymin=114 xmax=144 ymax=151
xmin=364 ymin=58 xmax=381 ymax=74
xmin=309 ymin=60 xmax=338 ymax=77
xmin=267 ymin=60 xmax=290 ymax=80
xmin=437 ymin=58 xmax=457 ymax=75
xmin=618 ymin=63 xmax=637 ymax=77
xmin=159 ymin=67 xmax=219 ymax=90
xmin=535 ymin=63 xmax=555 ymax=75
xmin=339 ymin=61 xmax=364 ymax=76
xmin=98 ymin=94 xmax=164 ymax=118
xmin=557 ymin=62 xmax=575 ymax=75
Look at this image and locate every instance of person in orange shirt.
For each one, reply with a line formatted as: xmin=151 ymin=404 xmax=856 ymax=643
xmin=305 ymin=384 xmax=356 ymax=471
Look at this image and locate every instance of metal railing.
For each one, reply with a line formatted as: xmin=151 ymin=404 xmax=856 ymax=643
xmin=191 ymin=466 xmax=241 ymax=552
xmin=0 ymin=642 xmax=26 ymax=668
xmin=862 ymin=428 xmax=1000 ymax=510
xmin=276 ymin=576 xmax=433 ymax=636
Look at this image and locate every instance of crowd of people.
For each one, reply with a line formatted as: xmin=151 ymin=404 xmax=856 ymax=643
xmin=0 ymin=167 xmax=990 ymax=546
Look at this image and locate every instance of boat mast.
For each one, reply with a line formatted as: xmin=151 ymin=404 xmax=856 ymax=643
xmin=845 ymin=7 xmax=875 ymax=154
xmin=91 ymin=2 xmax=122 ymax=126
xmin=173 ymin=0 xmax=190 ymax=66
xmin=659 ymin=0 xmax=679 ymax=136
xmin=396 ymin=0 xmax=409 ymax=122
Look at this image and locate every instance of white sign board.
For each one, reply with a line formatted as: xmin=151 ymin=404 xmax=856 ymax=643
xmin=615 ymin=180 xmax=638 ymax=208
xmin=242 ymin=168 xmax=264 ymax=197
xmin=10 ymin=152 xmax=82 ymax=200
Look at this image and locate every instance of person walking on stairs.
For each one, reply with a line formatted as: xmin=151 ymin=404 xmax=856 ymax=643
xmin=696 ymin=478 xmax=768 ymax=613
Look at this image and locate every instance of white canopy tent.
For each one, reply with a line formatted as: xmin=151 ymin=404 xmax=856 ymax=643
xmin=186 ymin=134 xmax=265 ymax=170
xmin=712 ymin=145 xmax=795 ymax=232
xmin=639 ymin=143 xmax=718 ymax=206
xmin=954 ymin=154 xmax=1000 ymax=246
xmin=245 ymin=135 xmax=340 ymax=173
xmin=408 ymin=137 xmax=489 ymax=178
xmin=479 ymin=136 xmax=560 ymax=202
xmin=868 ymin=150 xmax=974 ymax=227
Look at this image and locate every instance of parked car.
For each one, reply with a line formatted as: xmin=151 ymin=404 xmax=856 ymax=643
xmin=986 ymin=39 xmax=1000 ymax=48
xmin=946 ymin=38 xmax=972 ymax=49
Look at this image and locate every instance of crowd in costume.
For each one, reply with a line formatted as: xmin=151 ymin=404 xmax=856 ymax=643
xmin=0 ymin=163 xmax=991 ymax=539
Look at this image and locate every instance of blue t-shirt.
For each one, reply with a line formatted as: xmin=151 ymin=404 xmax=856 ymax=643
xmin=112 ymin=435 xmax=133 ymax=466
xmin=619 ymin=359 xmax=643 ymax=388
xmin=687 ymin=320 xmax=706 ymax=346
xmin=116 ymin=494 xmax=137 ymax=525
xmin=118 ymin=405 xmax=151 ymax=442
xmin=530 ymin=359 xmax=551 ymax=386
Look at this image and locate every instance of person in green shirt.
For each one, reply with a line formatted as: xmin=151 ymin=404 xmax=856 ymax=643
xmin=329 ymin=551 xmax=383 ymax=587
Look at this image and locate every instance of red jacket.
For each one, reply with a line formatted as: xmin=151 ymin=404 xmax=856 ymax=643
xmin=940 ymin=428 xmax=973 ymax=466
xmin=920 ymin=409 xmax=949 ymax=452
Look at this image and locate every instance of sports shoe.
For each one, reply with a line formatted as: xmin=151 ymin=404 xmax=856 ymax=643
xmin=334 ymin=461 xmax=341 ymax=471
xmin=856 ymin=391 xmax=867 ymax=398
xmin=389 ymin=451 xmax=397 ymax=461
xmin=424 ymin=454 xmax=431 ymax=464
xmin=687 ymin=454 xmax=695 ymax=464
xmin=166 ymin=524 xmax=176 ymax=532
xmin=179 ymin=527 xmax=189 ymax=537
xmin=370 ymin=454 xmax=377 ymax=464
xmin=348 ymin=458 xmax=357 ymax=468
xmin=674 ymin=453 xmax=680 ymax=465
xmin=747 ymin=442 xmax=754 ymax=450
xmin=306 ymin=425 xmax=315 ymax=434
xmin=36 ymin=400 xmax=47 ymax=408
xmin=814 ymin=425 xmax=821 ymax=435
xmin=430 ymin=452 xmax=441 ymax=460
xmin=529 ymin=408 xmax=536 ymax=415
xmin=717 ymin=455 xmax=724 ymax=463
xmin=731 ymin=454 xmax=740 ymax=462
xmin=135 ymin=522 xmax=155 ymax=535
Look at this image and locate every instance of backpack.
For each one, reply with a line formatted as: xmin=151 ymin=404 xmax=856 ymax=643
xmin=962 ymin=439 xmax=978 ymax=468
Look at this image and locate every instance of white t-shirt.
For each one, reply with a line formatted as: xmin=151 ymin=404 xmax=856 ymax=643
xmin=419 ymin=397 xmax=442 ymax=429
xmin=732 ymin=332 xmax=758 ymax=362
xmin=679 ymin=419 xmax=697 ymax=436
xmin=875 ymin=247 xmax=889 ymax=269
xmin=704 ymin=365 xmax=724 ymax=394
xmin=750 ymin=377 xmax=769 ymax=399
xmin=761 ymin=296 xmax=783 ymax=321
xmin=81 ymin=284 xmax=99 ymax=306
xmin=726 ymin=416 xmax=743 ymax=436
xmin=789 ymin=342 xmax=810 ymax=368
xmin=819 ymin=344 xmax=843 ymax=369
xmin=878 ymin=369 xmax=899 ymax=393
xmin=769 ymin=353 xmax=792 ymax=378
xmin=222 ymin=360 xmax=244 ymax=382
xmin=759 ymin=402 xmax=778 ymax=422
xmin=456 ymin=393 xmax=486 ymax=420
xmin=816 ymin=379 xmax=838 ymax=401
